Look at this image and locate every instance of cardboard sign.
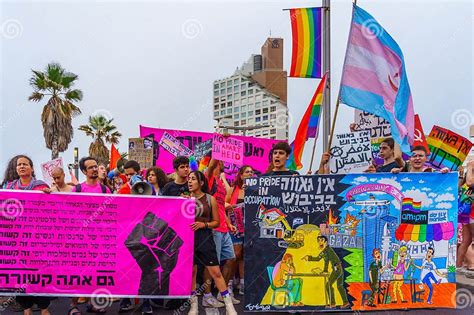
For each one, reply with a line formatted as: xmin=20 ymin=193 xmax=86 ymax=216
xmin=128 ymin=138 xmax=154 ymax=169
xmin=40 ymin=158 xmax=63 ymax=185
xmin=354 ymin=110 xmax=391 ymax=138
xmin=329 ymin=131 xmax=372 ymax=174
xmin=212 ymin=134 xmax=244 ymax=166
xmin=193 ymin=139 xmax=213 ymax=161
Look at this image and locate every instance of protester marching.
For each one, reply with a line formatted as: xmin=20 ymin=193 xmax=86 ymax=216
xmin=1 ymin=1 xmax=473 ymax=315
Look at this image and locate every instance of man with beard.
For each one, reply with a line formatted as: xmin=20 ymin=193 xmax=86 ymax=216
xmin=72 ymin=157 xmax=110 ymax=193
xmin=265 ymin=142 xmax=299 ymax=176
xmin=302 ymin=236 xmax=350 ymax=309
xmin=70 ymin=157 xmax=110 ymax=314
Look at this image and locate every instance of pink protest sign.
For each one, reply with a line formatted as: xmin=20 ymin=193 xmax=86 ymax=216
xmin=0 ymin=190 xmax=194 ymax=297
xmin=212 ymin=134 xmax=244 ymax=166
xmin=140 ymin=126 xmax=278 ymax=179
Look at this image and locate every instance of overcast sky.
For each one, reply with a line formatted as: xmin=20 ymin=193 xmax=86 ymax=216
xmin=1 ymin=0 xmax=472 ymax=180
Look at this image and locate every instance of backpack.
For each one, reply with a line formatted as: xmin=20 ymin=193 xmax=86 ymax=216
xmin=75 ymin=183 xmax=107 ymax=194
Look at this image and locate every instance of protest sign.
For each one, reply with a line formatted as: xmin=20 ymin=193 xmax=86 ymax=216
xmin=354 ymin=110 xmax=391 ymax=138
xmin=426 ymin=125 xmax=473 ymax=170
xmin=140 ymin=126 xmax=278 ymax=181
xmin=159 ymin=132 xmax=193 ymax=157
xmin=329 ymin=130 xmax=371 ymax=174
xmin=0 ymin=191 xmax=194 ymax=297
xmin=193 ymin=139 xmax=212 ymax=161
xmin=245 ymin=173 xmax=457 ymax=312
xmin=40 ymin=158 xmax=63 ymax=185
xmin=212 ymin=134 xmax=244 ymax=166
xmin=128 ymin=138 xmax=154 ymax=169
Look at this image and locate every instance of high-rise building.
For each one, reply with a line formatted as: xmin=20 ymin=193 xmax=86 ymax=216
xmin=213 ymin=38 xmax=289 ymax=140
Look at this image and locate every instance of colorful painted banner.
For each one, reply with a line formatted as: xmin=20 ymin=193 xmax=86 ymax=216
xmin=212 ymin=134 xmax=244 ymax=166
xmin=426 ymin=125 xmax=473 ymax=171
xmin=140 ymin=126 xmax=278 ymax=180
xmin=159 ymin=132 xmax=194 ymax=158
xmin=354 ymin=110 xmax=392 ymax=139
xmin=40 ymin=158 xmax=63 ymax=185
xmin=128 ymin=138 xmax=154 ymax=169
xmin=288 ymin=7 xmax=322 ymax=78
xmin=245 ymin=173 xmax=457 ymax=312
xmin=0 ymin=190 xmax=194 ymax=297
xmin=329 ymin=130 xmax=372 ymax=174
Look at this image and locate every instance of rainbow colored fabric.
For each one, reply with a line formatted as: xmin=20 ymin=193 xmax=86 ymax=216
xmin=287 ymin=73 xmax=327 ymax=170
xmin=289 ymin=7 xmax=322 ymax=78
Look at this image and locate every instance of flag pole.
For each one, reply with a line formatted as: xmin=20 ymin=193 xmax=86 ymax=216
xmin=328 ymin=0 xmax=357 ymax=151
xmin=308 ymin=76 xmax=328 ymax=173
xmin=322 ymin=0 xmax=331 ymax=153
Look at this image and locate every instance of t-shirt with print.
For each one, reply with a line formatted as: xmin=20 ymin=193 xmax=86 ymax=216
xmin=71 ymin=182 xmax=111 ymax=194
xmin=208 ymin=175 xmax=228 ymax=233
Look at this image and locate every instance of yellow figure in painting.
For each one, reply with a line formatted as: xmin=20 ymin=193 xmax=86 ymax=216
xmin=260 ymin=224 xmax=348 ymax=308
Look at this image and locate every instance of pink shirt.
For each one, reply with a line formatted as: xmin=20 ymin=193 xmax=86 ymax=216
xmin=71 ymin=182 xmax=111 ymax=194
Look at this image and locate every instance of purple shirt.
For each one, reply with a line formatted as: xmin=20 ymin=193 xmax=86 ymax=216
xmin=394 ymin=260 xmax=406 ymax=275
xmin=71 ymin=182 xmax=111 ymax=194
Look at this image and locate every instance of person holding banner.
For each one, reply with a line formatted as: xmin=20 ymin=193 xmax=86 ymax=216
xmin=1 ymin=155 xmax=20 ymax=188
xmin=365 ymin=138 xmax=400 ymax=173
xmin=225 ymin=165 xmax=254 ymax=295
xmin=70 ymin=157 xmax=111 ymax=314
xmin=50 ymin=167 xmax=74 ymax=192
xmin=265 ymin=142 xmax=298 ymax=176
xmin=5 ymin=155 xmax=51 ymax=315
xmin=162 ymin=156 xmax=190 ymax=196
xmin=187 ymin=171 xmax=237 ymax=315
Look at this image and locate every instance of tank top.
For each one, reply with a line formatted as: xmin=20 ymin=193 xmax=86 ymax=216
xmin=196 ymin=194 xmax=212 ymax=223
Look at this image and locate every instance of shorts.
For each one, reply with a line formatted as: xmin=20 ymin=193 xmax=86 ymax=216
xmin=212 ymin=231 xmax=235 ymax=263
xmin=194 ymin=228 xmax=219 ymax=267
xmin=16 ymin=296 xmax=50 ymax=310
xmin=230 ymin=233 xmax=244 ymax=245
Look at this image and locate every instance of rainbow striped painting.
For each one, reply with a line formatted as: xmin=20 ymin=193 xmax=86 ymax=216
xmin=289 ymin=7 xmax=322 ymax=78
xmin=426 ymin=125 xmax=473 ymax=171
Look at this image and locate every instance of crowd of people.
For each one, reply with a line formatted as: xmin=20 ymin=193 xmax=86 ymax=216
xmin=1 ymin=138 xmax=473 ymax=315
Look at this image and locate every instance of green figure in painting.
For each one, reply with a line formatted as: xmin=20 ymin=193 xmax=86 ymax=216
xmin=302 ymin=236 xmax=350 ymax=309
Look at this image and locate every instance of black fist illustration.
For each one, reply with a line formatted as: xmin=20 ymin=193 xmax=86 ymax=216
xmin=125 ymin=212 xmax=183 ymax=295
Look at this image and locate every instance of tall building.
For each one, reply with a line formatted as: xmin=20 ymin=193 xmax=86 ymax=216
xmin=213 ymin=38 xmax=289 ymax=140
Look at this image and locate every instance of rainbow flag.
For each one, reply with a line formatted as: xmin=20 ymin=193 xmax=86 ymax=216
xmin=401 ymin=198 xmax=422 ymax=212
xmin=287 ymin=73 xmax=327 ymax=170
xmin=289 ymin=7 xmax=322 ymax=78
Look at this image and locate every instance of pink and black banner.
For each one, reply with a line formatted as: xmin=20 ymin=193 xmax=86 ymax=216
xmin=140 ymin=125 xmax=278 ymax=180
xmin=0 ymin=190 xmax=194 ymax=297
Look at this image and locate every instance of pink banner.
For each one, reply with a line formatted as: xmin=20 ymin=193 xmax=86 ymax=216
xmin=0 ymin=190 xmax=194 ymax=297
xmin=140 ymin=126 xmax=278 ymax=179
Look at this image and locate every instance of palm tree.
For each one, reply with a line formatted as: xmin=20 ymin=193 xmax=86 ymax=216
xmin=28 ymin=62 xmax=82 ymax=159
xmin=79 ymin=115 xmax=122 ymax=165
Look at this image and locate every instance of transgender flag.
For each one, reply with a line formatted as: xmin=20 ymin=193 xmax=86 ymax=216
xmin=339 ymin=5 xmax=414 ymax=152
